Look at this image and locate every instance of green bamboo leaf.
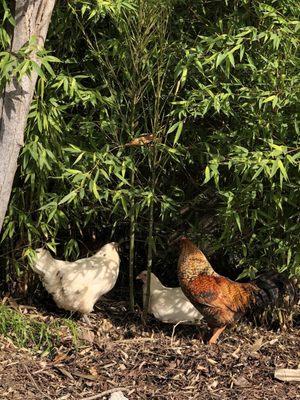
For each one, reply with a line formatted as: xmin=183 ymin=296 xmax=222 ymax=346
xmin=234 ymin=213 xmax=242 ymax=232
xmin=173 ymin=121 xmax=183 ymax=145
xmin=227 ymin=52 xmax=235 ymax=67
xmin=252 ymin=167 xmax=263 ymax=180
xmin=167 ymin=122 xmax=180 ymax=134
xmin=203 ymin=166 xmax=211 ymax=183
xmin=180 ymin=66 xmax=188 ymax=86
xmin=216 ymin=53 xmax=226 ymax=67
xmin=92 ymin=181 xmax=100 ymax=200
xmin=115 ymin=173 xmax=130 ymax=186
xmin=31 ymin=61 xmax=45 ymax=78
xmin=58 ymin=191 xmax=77 ymax=205
xmin=262 ymin=95 xmax=276 ymax=104
xmin=270 ymin=160 xmax=279 ymax=177
xmin=41 ymin=60 xmax=55 ymax=77
xmin=278 ymin=160 xmax=288 ymax=180
xmin=121 ymin=196 xmax=128 ymax=215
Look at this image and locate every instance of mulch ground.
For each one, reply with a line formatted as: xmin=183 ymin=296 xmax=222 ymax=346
xmin=0 ymin=300 xmax=299 ymax=400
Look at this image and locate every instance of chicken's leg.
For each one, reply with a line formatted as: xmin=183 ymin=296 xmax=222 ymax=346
xmin=208 ymin=326 xmax=226 ymax=345
xmin=82 ymin=314 xmax=92 ymax=326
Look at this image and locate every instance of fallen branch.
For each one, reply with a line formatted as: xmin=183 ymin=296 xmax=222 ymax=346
xmin=24 ymin=364 xmax=52 ymax=400
xmin=81 ymin=387 xmax=132 ymax=400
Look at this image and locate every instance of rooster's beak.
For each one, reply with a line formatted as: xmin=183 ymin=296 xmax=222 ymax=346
xmin=168 ymin=235 xmax=187 ymax=246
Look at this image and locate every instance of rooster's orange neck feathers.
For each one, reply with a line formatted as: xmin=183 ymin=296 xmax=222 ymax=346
xmin=177 ymin=238 xmax=216 ymax=286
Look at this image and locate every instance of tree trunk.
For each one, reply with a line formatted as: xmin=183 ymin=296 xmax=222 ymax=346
xmin=0 ymin=0 xmax=56 ymax=232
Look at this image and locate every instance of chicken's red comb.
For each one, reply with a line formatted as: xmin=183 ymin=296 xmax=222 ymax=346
xmin=169 ymin=235 xmax=188 ymax=245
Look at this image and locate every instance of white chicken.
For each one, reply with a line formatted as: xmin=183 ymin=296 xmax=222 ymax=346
xmin=32 ymin=242 xmax=120 ymax=321
xmin=136 ymin=271 xmax=202 ymax=324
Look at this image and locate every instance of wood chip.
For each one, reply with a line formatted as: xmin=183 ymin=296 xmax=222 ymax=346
xmin=54 ymin=366 xmax=74 ymax=380
xmin=72 ymin=371 xmax=98 ymax=381
xmin=207 ymin=358 xmax=217 ymax=365
xmin=250 ymin=337 xmax=264 ymax=353
xmin=232 ymin=376 xmax=251 ymax=387
xmin=274 ymin=368 xmax=300 ymax=382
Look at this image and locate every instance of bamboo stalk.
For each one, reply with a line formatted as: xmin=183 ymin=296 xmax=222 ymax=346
xmin=142 ymin=7 xmax=169 ymax=319
xmin=143 ymin=148 xmax=156 ymax=320
xmin=128 ymin=167 xmax=136 ymax=312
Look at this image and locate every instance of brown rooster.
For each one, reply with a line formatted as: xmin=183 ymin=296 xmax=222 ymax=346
xmin=177 ymin=237 xmax=298 ymax=344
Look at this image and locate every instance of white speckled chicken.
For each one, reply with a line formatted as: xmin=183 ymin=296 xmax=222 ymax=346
xmin=136 ymin=271 xmax=202 ymax=324
xmin=32 ymin=242 xmax=120 ymax=320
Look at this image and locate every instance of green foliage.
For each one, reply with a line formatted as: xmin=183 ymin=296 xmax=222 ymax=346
xmin=173 ymin=0 xmax=300 ymax=276
xmin=0 ymin=0 xmax=14 ymax=48
xmin=0 ymin=304 xmax=78 ymax=353
xmin=0 ymin=0 xmax=299 ymax=294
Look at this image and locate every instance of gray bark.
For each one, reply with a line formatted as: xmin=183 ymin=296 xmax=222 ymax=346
xmin=0 ymin=0 xmax=56 ymax=232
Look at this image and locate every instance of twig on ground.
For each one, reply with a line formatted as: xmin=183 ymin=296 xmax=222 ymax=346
xmin=171 ymin=321 xmax=185 ymax=346
xmin=24 ymin=364 xmax=52 ymax=400
xmin=81 ymin=386 xmax=132 ymax=400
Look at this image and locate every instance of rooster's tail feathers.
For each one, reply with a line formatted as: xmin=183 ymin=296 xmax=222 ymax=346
xmin=252 ymin=272 xmax=298 ymax=309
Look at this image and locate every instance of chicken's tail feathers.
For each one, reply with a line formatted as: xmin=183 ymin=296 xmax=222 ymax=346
xmin=251 ymin=272 xmax=298 ymax=310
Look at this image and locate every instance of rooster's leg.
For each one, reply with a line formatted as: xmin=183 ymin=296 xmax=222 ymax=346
xmin=208 ymin=326 xmax=226 ymax=345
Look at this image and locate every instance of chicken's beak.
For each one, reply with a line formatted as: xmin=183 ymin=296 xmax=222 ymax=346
xmin=168 ymin=235 xmax=186 ymax=246
xmin=136 ymin=273 xmax=146 ymax=282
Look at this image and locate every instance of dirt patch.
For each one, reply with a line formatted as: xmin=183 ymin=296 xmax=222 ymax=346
xmin=0 ymin=301 xmax=299 ymax=399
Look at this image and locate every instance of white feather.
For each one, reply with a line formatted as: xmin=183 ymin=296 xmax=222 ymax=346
xmin=138 ymin=271 xmax=202 ymax=324
xmin=32 ymin=243 xmax=120 ymax=314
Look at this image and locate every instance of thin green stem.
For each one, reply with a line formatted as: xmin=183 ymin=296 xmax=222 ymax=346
xmin=143 ymin=147 xmax=157 ymax=319
xmin=128 ymin=166 xmax=136 ymax=311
